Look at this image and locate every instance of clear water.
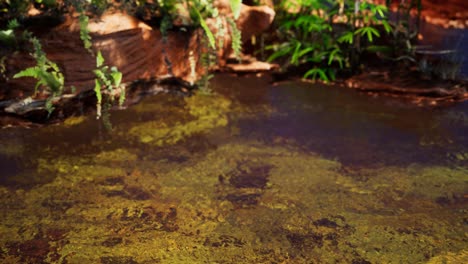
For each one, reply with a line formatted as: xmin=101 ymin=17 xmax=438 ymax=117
xmin=0 ymin=73 xmax=467 ymax=263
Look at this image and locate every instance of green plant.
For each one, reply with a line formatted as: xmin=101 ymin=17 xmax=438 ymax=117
xmin=0 ymin=19 xmax=19 ymax=81
xmin=227 ymin=17 xmax=242 ymax=60
xmin=13 ymin=33 xmax=64 ymax=114
xmin=93 ymin=50 xmax=125 ymax=120
xmin=78 ymin=11 xmax=93 ymax=53
xmin=75 ymin=8 xmax=125 ymax=122
xmin=176 ymin=0 xmax=243 ymax=91
xmin=267 ymin=0 xmax=392 ymax=82
xmin=384 ymin=0 xmax=421 ymax=63
xmin=0 ymin=0 xmax=29 ymax=21
xmin=0 ymin=18 xmax=19 ymax=46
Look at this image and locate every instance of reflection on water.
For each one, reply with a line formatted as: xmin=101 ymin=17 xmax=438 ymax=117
xmin=418 ymin=21 xmax=468 ymax=79
xmin=0 ymin=74 xmax=467 ymax=263
xmin=215 ymin=73 xmax=468 ymax=167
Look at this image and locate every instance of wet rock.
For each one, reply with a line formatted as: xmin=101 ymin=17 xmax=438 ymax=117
xmin=224 ymin=60 xmax=278 ymax=73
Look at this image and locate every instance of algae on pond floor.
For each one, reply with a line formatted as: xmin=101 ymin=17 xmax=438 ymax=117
xmin=1 ymin=78 xmax=467 ymax=263
xmin=127 ymin=93 xmax=231 ymax=146
xmin=0 ymin=138 xmax=466 ymax=263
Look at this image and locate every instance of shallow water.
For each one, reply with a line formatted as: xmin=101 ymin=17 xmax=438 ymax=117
xmin=0 ymin=73 xmax=467 ymax=263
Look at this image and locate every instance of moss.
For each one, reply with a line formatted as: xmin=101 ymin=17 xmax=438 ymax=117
xmin=94 ymin=148 xmax=138 ymax=163
xmin=1 ymin=139 xmax=466 ymax=263
xmin=427 ymin=250 xmax=468 ymax=264
xmin=63 ymin=116 xmax=87 ymax=127
xmin=128 ymin=93 xmax=230 ymax=146
xmin=0 ymin=132 xmax=25 ymax=157
xmin=407 ymin=165 xmax=468 ymax=200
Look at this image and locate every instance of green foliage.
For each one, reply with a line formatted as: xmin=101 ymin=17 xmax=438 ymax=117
xmin=0 ymin=0 xmax=29 ymax=20
xmin=196 ymin=73 xmax=214 ymax=95
xmin=93 ymin=51 xmax=124 ymax=120
xmin=0 ymin=18 xmax=19 ymax=46
xmin=385 ymin=0 xmax=421 ymax=61
xmin=268 ymin=0 xmax=393 ymax=82
xmin=79 ymin=12 xmax=93 ymax=53
xmin=193 ymin=7 xmax=216 ymax=49
xmin=76 ymin=9 xmax=126 ymax=120
xmin=229 ymin=0 xmax=241 ymax=20
xmin=227 ymin=17 xmax=242 ymax=60
xmin=13 ymin=34 xmax=64 ymax=114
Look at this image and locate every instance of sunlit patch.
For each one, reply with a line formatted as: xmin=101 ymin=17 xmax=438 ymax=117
xmin=63 ymin=115 xmax=87 ymax=127
xmin=128 ymin=93 xmax=230 ymax=146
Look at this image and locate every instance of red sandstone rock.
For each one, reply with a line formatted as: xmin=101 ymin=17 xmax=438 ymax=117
xmin=0 ymin=2 xmax=275 ymax=106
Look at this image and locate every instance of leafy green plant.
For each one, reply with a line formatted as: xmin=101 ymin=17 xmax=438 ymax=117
xmin=383 ymin=0 xmax=421 ymax=63
xmin=79 ymin=11 xmax=93 ymax=53
xmin=175 ymin=0 xmax=243 ymax=91
xmin=227 ymin=17 xmax=242 ymax=60
xmin=13 ymin=33 xmax=64 ymax=114
xmin=93 ymin=51 xmax=125 ymax=120
xmin=76 ymin=9 xmax=126 ymax=121
xmin=0 ymin=0 xmax=29 ymax=21
xmin=267 ymin=0 xmax=393 ymax=82
xmin=0 ymin=18 xmax=19 ymax=46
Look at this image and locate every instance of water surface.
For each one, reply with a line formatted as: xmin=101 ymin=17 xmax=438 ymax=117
xmin=0 ymin=73 xmax=467 ymax=263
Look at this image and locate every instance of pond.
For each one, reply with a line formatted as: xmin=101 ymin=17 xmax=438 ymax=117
xmin=0 ymin=73 xmax=467 ymax=263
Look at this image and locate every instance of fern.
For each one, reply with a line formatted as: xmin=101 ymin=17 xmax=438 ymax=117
xmin=215 ymin=16 xmax=225 ymax=50
xmin=7 ymin=19 xmax=19 ymax=29
xmin=13 ymin=35 xmax=64 ymax=115
xmin=93 ymin=51 xmax=125 ymax=120
xmin=227 ymin=17 xmax=242 ymax=60
xmin=79 ymin=12 xmax=93 ymax=53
